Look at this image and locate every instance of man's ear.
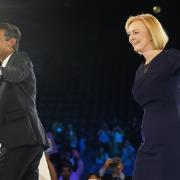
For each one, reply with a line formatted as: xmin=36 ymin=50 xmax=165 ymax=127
xmin=8 ymin=38 xmax=16 ymax=49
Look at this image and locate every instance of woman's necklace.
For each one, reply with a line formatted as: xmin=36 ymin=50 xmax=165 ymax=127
xmin=143 ymin=49 xmax=163 ymax=73
xmin=144 ymin=61 xmax=152 ymax=73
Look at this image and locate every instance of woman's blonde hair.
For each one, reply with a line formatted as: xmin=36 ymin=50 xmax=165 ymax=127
xmin=125 ymin=13 xmax=169 ymax=50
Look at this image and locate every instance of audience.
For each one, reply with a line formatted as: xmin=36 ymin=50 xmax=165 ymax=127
xmin=39 ymin=108 xmax=137 ymax=180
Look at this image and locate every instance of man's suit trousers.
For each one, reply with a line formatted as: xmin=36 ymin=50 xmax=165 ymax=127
xmin=0 ymin=145 xmax=44 ymax=180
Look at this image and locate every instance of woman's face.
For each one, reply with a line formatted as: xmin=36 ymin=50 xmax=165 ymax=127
xmin=127 ymin=20 xmax=154 ymax=54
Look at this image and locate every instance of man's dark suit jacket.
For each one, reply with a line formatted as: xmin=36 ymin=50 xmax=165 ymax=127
xmin=0 ymin=52 xmax=49 ymax=149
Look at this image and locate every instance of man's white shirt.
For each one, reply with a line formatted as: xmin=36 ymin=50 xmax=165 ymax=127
xmin=0 ymin=53 xmax=13 ymax=75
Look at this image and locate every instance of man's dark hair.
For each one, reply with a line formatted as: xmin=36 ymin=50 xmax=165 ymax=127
xmin=0 ymin=23 xmax=21 ymax=51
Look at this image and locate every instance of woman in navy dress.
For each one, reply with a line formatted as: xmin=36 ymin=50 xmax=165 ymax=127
xmin=125 ymin=13 xmax=180 ymax=180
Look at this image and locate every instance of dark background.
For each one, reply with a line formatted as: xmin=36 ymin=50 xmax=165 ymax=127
xmin=1 ymin=0 xmax=180 ymax=146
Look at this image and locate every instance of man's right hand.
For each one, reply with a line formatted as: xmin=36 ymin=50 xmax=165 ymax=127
xmin=104 ymin=158 xmax=113 ymax=168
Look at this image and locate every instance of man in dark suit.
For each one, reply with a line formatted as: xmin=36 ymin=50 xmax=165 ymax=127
xmin=0 ymin=23 xmax=49 ymax=179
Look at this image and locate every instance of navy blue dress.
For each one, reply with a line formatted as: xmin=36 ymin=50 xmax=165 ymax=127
xmin=132 ymin=48 xmax=180 ymax=180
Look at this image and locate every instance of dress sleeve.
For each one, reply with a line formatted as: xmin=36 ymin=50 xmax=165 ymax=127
xmin=167 ymin=48 xmax=180 ymax=75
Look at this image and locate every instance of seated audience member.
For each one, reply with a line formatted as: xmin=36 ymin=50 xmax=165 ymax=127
xmin=59 ymin=150 xmax=84 ymax=180
xmin=87 ymin=172 xmax=102 ymax=180
xmin=99 ymin=157 xmax=132 ymax=180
